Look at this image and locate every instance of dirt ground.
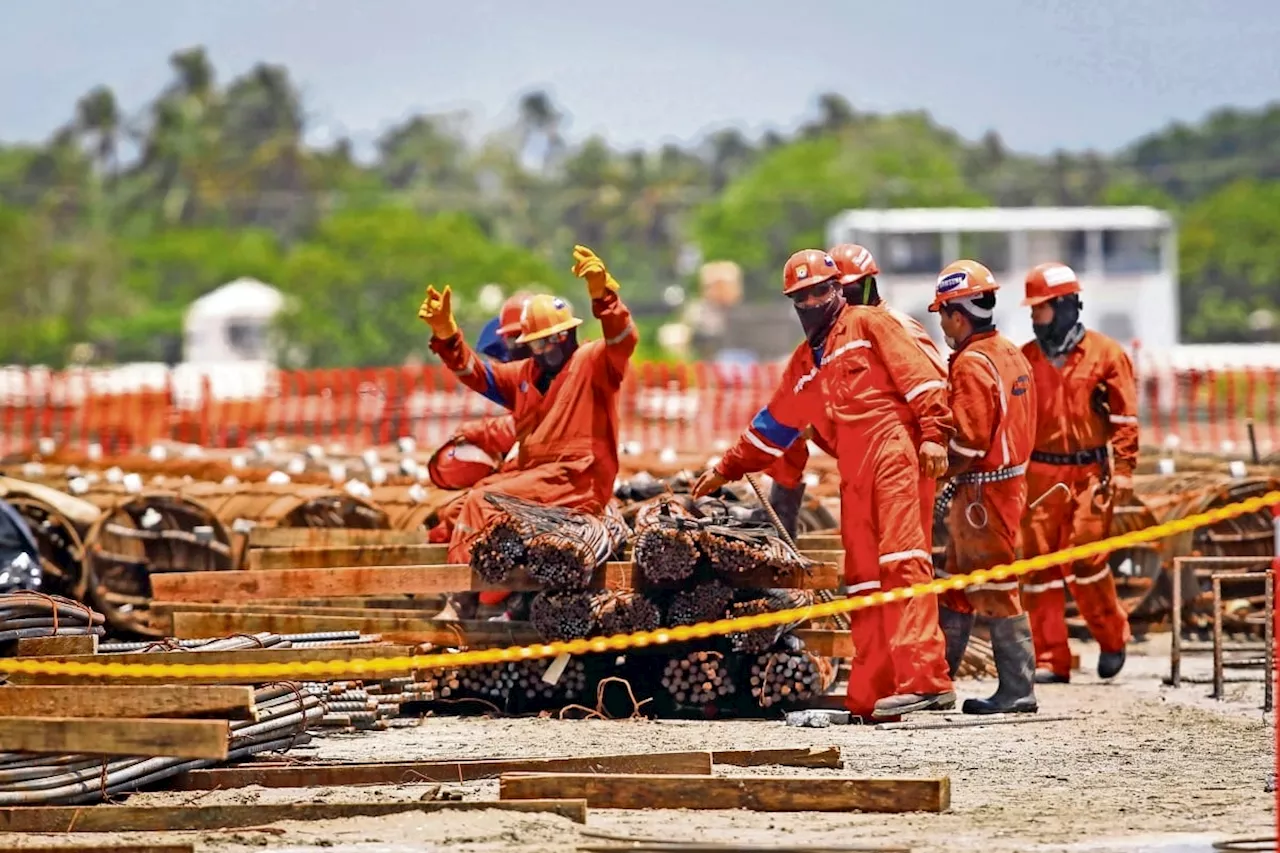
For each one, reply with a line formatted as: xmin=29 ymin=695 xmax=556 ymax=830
xmin=1 ymin=634 xmax=1273 ymax=853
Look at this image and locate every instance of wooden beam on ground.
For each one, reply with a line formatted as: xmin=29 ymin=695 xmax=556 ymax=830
xmin=4 ymin=645 xmax=416 ymax=685
xmin=0 ymin=800 xmax=588 ymax=833
xmin=798 ymin=534 xmax=842 ymax=550
xmin=170 ymin=750 xmax=714 ymax=791
xmin=499 ymin=773 xmax=949 ymax=813
xmin=248 ymin=527 xmax=426 ymax=548
xmin=794 ymin=630 xmax=853 ymax=658
xmin=149 ymin=561 xmax=840 ymax=603
xmin=710 ymin=747 xmax=842 ymax=769
xmin=247 ymin=543 xmax=449 ymax=570
xmin=14 ymin=635 xmax=98 ymax=657
xmin=0 ymin=686 xmax=256 ymax=720
xmin=0 ymin=716 xmax=228 ymax=759
xmin=0 ymin=846 xmax=192 ymax=853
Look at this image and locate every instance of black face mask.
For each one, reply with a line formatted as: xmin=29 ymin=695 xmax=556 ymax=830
xmin=842 ymin=276 xmax=880 ymax=307
xmin=794 ymin=287 xmax=845 ymax=349
xmin=505 ymin=341 xmax=532 ymax=362
xmin=532 ymin=331 xmax=578 ymax=392
xmin=1033 ymin=295 xmax=1082 ymax=352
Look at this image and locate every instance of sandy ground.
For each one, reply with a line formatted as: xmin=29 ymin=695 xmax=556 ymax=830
xmin=1 ymin=635 xmax=1272 ymax=853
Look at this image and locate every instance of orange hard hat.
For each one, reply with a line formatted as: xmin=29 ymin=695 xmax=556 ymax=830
xmin=515 ymin=294 xmax=583 ymax=344
xmin=827 ymin=243 xmax=879 ymax=285
xmin=1022 ymin=262 xmax=1082 ymax=307
xmin=427 ymin=440 xmax=501 ymax=491
xmin=929 ymin=260 xmax=999 ymax=312
xmin=782 ymin=249 xmax=840 ymax=295
xmin=497 ymin=290 xmax=536 ymax=337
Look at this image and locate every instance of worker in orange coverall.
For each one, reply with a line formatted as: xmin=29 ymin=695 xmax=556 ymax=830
xmin=765 ymin=243 xmax=947 ymax=541
xmin=417 ymin=245 xmax=638 ymax=565
xmin=928 ymin=260 xmax=1039 ymax=715
xmin=691 ymin=248 xmax=956 ymax=720
xmin=1018 ymin=262 xmax=1137 ymax=683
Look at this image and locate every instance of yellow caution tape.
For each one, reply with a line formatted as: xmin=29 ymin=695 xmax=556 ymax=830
xmin=4 ymin=491 xmax=1278 ymax=681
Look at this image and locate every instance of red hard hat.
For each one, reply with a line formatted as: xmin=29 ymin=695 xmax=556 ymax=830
xmin=782 ymin=249 xmax=840 ymax=295
xmin=498 ymin=290 xmax=535 ymax=337
xmin=827 ymin=243 xmax=879 ymax=285
xmin=929 ymin=260 xmax=999 ymax=312
xmin=1022 ymin=262 xmax=1082 ymax=307
xmin=427 ymin=440 xmax=501 ymax=491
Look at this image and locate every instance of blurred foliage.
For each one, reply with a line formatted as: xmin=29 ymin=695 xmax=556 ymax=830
xmin=0 ymin=50 xmax=1278 ymax=366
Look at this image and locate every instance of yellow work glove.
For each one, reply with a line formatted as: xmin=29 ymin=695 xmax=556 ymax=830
xmin=417 ymin=284 xmax=459 ymax=339
xmin=571 ymin=244 xmax=620 ymax=299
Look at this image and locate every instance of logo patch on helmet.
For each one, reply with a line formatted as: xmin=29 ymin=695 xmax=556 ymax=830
xmin=795 ymin=264 xmax=809 ymax=279
xmin=552 ymin=297 xmax=567 ymax=310
xmin=937 ymin=271 xmax=968 ymax=294
xmin=822 ymin=255 xmax=835 ymax=267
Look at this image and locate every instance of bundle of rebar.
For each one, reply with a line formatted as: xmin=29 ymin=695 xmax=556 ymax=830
xmin=0 ymin=592 xmax=105 ymax=642
xmin=97 ymin=630 xmax=380 ymax=654
xmin=0 ymin=683 xmax=321 ymax=805
xmin=593 ymin=590 xmax=662 ymax=636
xmin=458 ymin=662 xmax=510 ymax=701
xmin=749 ymin=650 xmax=835 ymax=709
xmin=470 ymin=516 xmax=531 ymax=584
xmin=390 ymin=668 xmax=460 ymax=703
xmin=529 ymin=590 xmax=598 ymax=641
xmin=667 ymin=580 xmax=735 ymax=627
xmin=727 ymin=589 xmax=815 ymax=654
xmin=660 ymin=650 xmax=736 ymax=706
xmin=631 ymin=497 xmax=701 ymax=584
xmin=477 ymin=493 xmax=624 ymax=590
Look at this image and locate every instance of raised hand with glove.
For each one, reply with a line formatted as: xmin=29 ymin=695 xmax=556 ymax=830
xmin=571 ymin=245 xmax=620 ymax=299
xmin=418 ymin=285 xmax=458 ymax=340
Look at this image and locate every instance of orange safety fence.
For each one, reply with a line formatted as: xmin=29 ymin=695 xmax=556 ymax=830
xmin=0 ymin=358 xmax=1277 ymax=456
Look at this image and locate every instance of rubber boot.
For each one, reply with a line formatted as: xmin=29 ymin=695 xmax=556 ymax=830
xmin=938 ymin=607 xmax=975 ymax=678
xmin=1097 ymin=647 xmax=1126 ymax=679
xmin=1035 ymin=669 xmax=1069 ymax=684
xmin=768 ymin=480 xmax=807 ymax=541
xmin=872 ymin=690 xmax=957 ymax=718
xmin=962 ymin=613 xmax=1038 ymax=715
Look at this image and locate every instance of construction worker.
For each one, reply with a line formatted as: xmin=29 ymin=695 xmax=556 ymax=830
xmin=764 ymin=243 xmax=946 ymax=539
xmin=691 ymin=248 xmax=957 ymax=720
xmin=417 ymin=245 xmax=638 ymax=565
xmin=928 ymin=260 xmax=1038 ymax=715
xmin=1018 ymin=262 xmax=1137 ymax=683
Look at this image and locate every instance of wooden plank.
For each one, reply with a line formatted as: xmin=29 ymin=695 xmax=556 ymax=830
xmin=149 ymin=561 xmax=841 ymax=603
xmin=0 ymin=800 xmax=588 ymax=832
xmin=499 ymin=773 xmax=949 ymax=813
xmin=711 ymin=747 xmax=842 ymax=769
xmin=0 ymin=716 xmax=228 ymax=759
xmin=14 ymin=635 xmax=99 ymax=656
xmin=0 ymin=846 xmax=192 ymax=853
xmin=169 ymin=610 xmax=535 ymax=648
xmin=169 ymin=750 xmax=714 ymax=790
xmin=794 ymin=629 xmax=853 ymax=658
xmin=5 ymin=646 xmax=417 ymax=686
xmin=798 ymin=534 xmax=843 ymax=550
xmin=0 ymin=686 xmax=256 ymax=720
xmin=248 ymin=543 xmax=449 ymax=570
xmin=248 ymin=527 xmax=426 ymax=548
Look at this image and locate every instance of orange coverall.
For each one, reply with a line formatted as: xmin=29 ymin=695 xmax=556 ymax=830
xmin=1018 ymin=330 xmax=1138 ymax=677
xmin=715 ymin=305 xmax=955 ymax=717
xmin=938 ymin=331 xmax=1037 ymax=618
xmin=428 ymin=291 xmax=637 ymax=564
xmin=767 ymin=306 xmax=946 ymax=544
xmin=427 ymin=413 xmax=518 ymax=540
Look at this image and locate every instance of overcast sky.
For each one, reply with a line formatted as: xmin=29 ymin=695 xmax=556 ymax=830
xmin=1 ymin=0 xmax=1277 ymax=159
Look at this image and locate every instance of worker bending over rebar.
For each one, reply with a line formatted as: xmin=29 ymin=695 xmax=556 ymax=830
xmin=691 ymin=248 xmax=957 ymax=721
xmin=764 ymin=243 xmax=947 ymax=543
xmin=417 ymin=245 xmax=638 ymax=565
xmin=928 ymin=260 xmax=1039 ymax=715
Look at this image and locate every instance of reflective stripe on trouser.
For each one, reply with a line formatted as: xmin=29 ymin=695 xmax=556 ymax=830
xmin=1020 ymin=462 xmax=1132 ymax=675
xmin=839 ymin=430 xmax=951 ymax=717
xmin=447 ymin=462 xmax=602 ymax=564
xmin=938 ymin=477 xmax=1026 ymax=619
